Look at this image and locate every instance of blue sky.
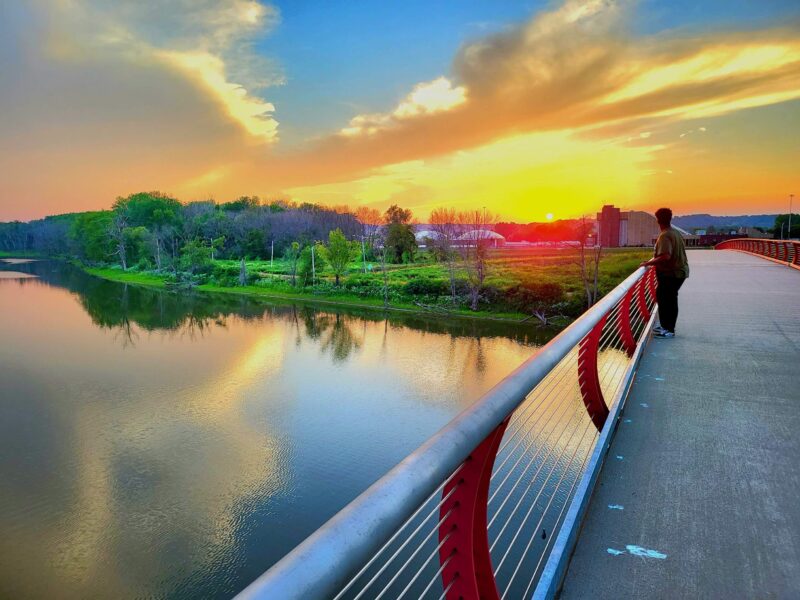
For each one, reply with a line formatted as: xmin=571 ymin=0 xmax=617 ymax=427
xmin=257 ymin=0 xmax=800 ymax=146
xmin=1 ymin=0 xmax=799 ymax=219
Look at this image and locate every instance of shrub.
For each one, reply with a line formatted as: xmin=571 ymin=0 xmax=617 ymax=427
xmin=404 ymin=278 xmax=448 ymax=297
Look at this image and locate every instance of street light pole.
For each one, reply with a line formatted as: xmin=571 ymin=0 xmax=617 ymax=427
xmin=789 ymin=194 xmax=794 ymax=240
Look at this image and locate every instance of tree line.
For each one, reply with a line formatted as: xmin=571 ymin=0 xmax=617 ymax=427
xmin=1 ymin=192 xmax=524 ymax=311
xmin=0 ymin=192 xmax=418 ymax=272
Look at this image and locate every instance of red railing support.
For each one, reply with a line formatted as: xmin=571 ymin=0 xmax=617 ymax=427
xmin=717 ymin=238 xmax=800 ymax=270
xmin=617 ymin=285 xmax=636 ymax=358
xmin=439 ymin=418 xmax=509 ymax=600
xmin=635 ymin=276 xmax=650 ymax=321
xmin=646 ymin=268 xmax=657 ymax=302
xmin=577 ymin=314 xmax=610 ymax=432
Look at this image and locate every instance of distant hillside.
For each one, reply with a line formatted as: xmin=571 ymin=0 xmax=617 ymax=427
xmin=673 ymin=214 xmax=777 ymax=230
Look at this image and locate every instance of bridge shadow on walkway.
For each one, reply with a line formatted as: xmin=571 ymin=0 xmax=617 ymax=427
xmin=561 ymin=250 xmax=800 ymax=599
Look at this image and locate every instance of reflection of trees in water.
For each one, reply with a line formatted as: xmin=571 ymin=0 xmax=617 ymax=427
xmin=72 ymin=275 xmax=269 ymax=345
xmin=22 ymin=260 xmax=554 ymax=351
xmin=322 ymin=314 xmax=362 ymax=363
xmin=299 ymin=307 xmax=363 ymax=363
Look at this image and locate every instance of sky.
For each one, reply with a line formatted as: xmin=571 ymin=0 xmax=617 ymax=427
xmin=1 ymin=0 xmax=799 ymax=222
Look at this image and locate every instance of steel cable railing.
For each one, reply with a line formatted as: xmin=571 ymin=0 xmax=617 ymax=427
xmin=716 ymin=238 xmax=800 ymax=268
xmin=236 ymin=267 xmax=659 ymax=600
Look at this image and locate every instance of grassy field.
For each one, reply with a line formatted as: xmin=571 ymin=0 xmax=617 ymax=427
xmin=0 ymin=250 xmax=44 ymax=258
xmin=78 ymin=247 xmax=651 ymax=323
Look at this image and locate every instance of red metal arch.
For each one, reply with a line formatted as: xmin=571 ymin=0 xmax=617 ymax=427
xmin=439 ymin=418 xmax=509 ymax=600
xmin=577 ymin=314 xmax=610 ymax=432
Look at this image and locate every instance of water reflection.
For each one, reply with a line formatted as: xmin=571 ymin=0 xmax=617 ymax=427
xmin=0 ymin=260 xmax=553 ymax=599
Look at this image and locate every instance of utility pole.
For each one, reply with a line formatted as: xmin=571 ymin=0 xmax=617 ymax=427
xmin=361 ymin=236 xmax=367 ymax=273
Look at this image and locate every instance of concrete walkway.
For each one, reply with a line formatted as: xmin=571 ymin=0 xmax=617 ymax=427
xmin=561 ymin=250 xmax=800 ymax=599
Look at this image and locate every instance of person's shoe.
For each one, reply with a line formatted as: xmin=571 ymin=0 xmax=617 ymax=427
xmin=653 ymin=326 xmax=668 ymax=335
xmin=655 ymin=330 xmax=675 ymax=338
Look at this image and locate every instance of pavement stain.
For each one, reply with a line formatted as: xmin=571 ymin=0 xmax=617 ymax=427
xmin=605 ymin=545 xmax=668 ymax=559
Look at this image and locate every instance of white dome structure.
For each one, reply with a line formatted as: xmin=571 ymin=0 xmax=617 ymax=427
xmin=454 ymin=229 xmax=506 ymax=247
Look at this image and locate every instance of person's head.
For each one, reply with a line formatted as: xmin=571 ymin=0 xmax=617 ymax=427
xmin=655 ymin=207 xmax=672 ymax=229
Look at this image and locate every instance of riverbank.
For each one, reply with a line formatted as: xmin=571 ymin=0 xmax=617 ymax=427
xmin=4 ymin=246 xmax=652 ymax=325
xmin=81 ymin=265 xmax=538 ymax=324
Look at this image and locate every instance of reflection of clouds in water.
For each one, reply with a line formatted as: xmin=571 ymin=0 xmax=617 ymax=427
xmin=0 ymin=262 xmax=547 ymax=598
xmin=29 ymin=329 xmax=291 ymax=598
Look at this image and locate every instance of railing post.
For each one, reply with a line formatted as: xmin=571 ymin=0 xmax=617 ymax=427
xmin=439 ymin=418 xmax=509 ymax=600
xmin=635 ymin=275 xmax=650 ymax=321
xmin=617 ymin=285 xmax=636 ymax=358
xmin=646 ymin=268 xmax=657 ymax=303
xmin=577 ymin=313 xmax=610 ymax=432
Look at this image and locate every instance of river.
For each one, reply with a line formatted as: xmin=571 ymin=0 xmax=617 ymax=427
xmin=0 ymin=259 xmax=554 ymax=598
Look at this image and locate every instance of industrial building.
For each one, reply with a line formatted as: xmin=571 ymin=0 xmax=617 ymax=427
xmin=596 ymin=205 xmax=660 ymax=247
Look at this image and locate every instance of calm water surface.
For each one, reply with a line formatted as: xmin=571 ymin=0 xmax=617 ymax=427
xmin=0 ymin=260 xmax=553 ymax=599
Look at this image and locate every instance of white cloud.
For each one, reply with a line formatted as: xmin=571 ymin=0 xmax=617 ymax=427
xmin=679 ymin=127 xmax=708 ymax=139
xmin=43 ymin=0 xmax=282 ymax=142
xmin=341 ymin=77 xmax=467 ymax=136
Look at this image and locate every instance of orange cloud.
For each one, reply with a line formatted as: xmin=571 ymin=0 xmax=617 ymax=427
xmin=1 ymin=0 xmax=799 ymax=220
xmin=261 ymin=1 xmax=800 ymax=193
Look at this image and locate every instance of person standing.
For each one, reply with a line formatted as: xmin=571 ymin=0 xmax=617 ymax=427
xmin=640 ymin=208 xmax=689 ymax=338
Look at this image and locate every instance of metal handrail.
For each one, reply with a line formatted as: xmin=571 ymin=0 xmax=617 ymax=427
xmin=237 ymin=266 xmax=654 ymax=600
xmin=716 ymin=238 xmax=800 ymax=268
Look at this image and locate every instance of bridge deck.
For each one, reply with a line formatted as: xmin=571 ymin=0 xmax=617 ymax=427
xmin=560 ymin=250 xmax=800 ymax=598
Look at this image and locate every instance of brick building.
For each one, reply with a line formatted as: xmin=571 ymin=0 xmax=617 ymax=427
xmin=596 ymin=205 xmax=660 ymax=247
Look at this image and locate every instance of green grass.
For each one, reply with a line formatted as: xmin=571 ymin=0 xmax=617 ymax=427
xmin=82 ymin=266 xmax=169 ymax=288
xmin=76 ymin=247 xmax=652 ymax=323
xmin=0 ymin=250 xmax=45 ymax=258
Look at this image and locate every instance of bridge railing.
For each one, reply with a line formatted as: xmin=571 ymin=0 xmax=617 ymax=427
xmin=237 ymin=267 xmax=659 ymax=600
xmin=716 ymin=238 xmax=800 ymax=268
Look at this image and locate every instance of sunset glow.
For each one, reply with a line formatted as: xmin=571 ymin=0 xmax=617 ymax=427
xmin=1 ymin=0 xmax=798 ymax=220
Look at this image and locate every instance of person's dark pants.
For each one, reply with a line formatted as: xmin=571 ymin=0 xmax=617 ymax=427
xmin=656 ymin=272 xmax=685 ymax=333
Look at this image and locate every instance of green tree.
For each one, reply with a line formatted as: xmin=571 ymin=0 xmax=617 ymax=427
xmin=70 ymin=211 xmax=114 ymax=262
xmin=773 ymin=213 xmax=800 ymax=239
xmin=180 ymin=239 xmax=213 ymax=275
xmin=124 ymin=226 xmax=149 ymax=268
xmin=221 ymin=196 xmax=260 ymax=212
xmin=285 ymin=241 xmax=301 ymax=286
xmin=112 ymin=192 xmax=181 ymax=270
xmin=297 ymin=243 xmax=327 ymax=287
xmin=210 ymin=236 xmax=225 ymax=260
xmin=243 ymin=229 xmax=266 ymax=259
xmin=383 ymin=205 xmax=417 ymax=263
xmin=385 ymin=223 xmax=416 ymax=263
xmin=324 ymin=228 xmax=353 ymax=285
xmin=385 ymin=204 xmax=412 ymax=225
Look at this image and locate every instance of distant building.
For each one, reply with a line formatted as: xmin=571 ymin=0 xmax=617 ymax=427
xmin=454 ymin=229 xmax=506 ymax=248
xmin=414 ymin=230 xmax=443 ymax=247
xmin=596 ymin=205 xmax=660 ymax=247
xmin=738 ymin=227 xmax=770 ymax=239
xmin=671 ymin=225 xmax=700 ymax=247
xmin=696 ymin=232 xmax=746 ymax=246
